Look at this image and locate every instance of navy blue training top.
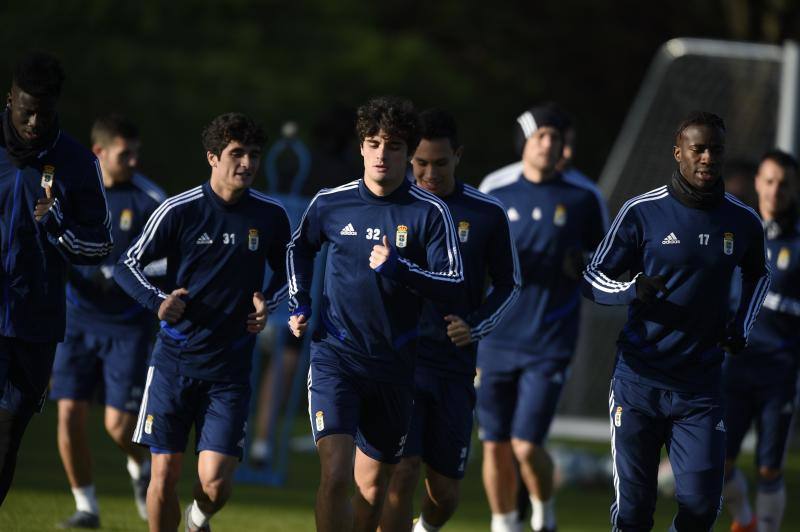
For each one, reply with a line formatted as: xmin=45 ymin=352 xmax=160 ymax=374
xmin=583 ymin=185 xmax=770 ymax=392
xmin=114 ymin=181 xmax=290 ymax=383
xmin=287 ymin=178 xmax=464 ymax=383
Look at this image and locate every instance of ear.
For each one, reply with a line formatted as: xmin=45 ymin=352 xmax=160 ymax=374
xmin=207 ymin=151 xmax=218 ymax=168
xmin=454 ymin=145 xmax=464 ymax=165
xmin=673 ymin=145 xmax=681 ymax=164
xmin=359 ymin=142 xmax=365 ymax=157
xmin=91 ymin=143 xmax=104 ymax=157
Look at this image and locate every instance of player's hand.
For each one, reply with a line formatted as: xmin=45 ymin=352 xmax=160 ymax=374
xmin=369 ymin=234 xmax=392 ymax=270
xmin=444 ymin=314 xmax=473 ymax=347
xmin=718 ymin=324 xmax=746 ymax=355
xmin=288 ymin=312 xmax=308 ymax=338
xmin=247 ymin=292 xmax=268 ymax=333
xmin=635 ymin=274 xmax=668 ymax=304
xmin=34 ymin=185 xmax=55 ymax=221
xmin=158 ymin=287 xmax=188 ymax=323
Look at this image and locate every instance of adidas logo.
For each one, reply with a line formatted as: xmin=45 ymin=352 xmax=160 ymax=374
xmin=196 ymin=232 xmax=213 ymax=245
xmin=715 ymin=420 xmax=726 ymax=432
xmin=340 ymin=223 xmax=357 ymax=236
xmin=662 ymin=232 xmax=680 ymax=245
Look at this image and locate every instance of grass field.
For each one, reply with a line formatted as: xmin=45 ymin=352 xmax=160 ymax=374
xmin=1 ymin=404 xmax=798 ymax=531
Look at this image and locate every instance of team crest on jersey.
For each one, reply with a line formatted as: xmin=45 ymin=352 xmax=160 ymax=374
xmin=145 ymin=414 xmax=154 ymax=434
xmin=553 ymin=204 xmax=567 ymax=226
xmin=396 ymin=225 xmax=408 ymax=248
xmin=119 ymin=208 xmax=133 ymax=231
xmin=248 ymin=229 xmax=259 ymax=251
xmin=458 ymin=221 xmax=470 ymax=243
xmin=723 ymin=232 xmax=734 ymax=255
xmin=777 ymin=246 xmax=791 ymax=270
xmin=532 ymin=207 xmax=542 ymax=221
xmin=507 ymin=207 xmax=520 ymax=222
xmin=315 ymin=410 xmax=325 ymax=432
xmin=614 ymin=406 xmax=622 ymax=427
xmin=41 ymin=164 xmax=55 ymax=189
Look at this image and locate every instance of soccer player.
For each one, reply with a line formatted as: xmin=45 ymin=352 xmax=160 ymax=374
xmin=722 ymin=150 xmax=799 ymax=532
xmin=0 ymin=51 xmax=112 ymax=505
xmin=378 ymin=109 xmax=520 ymax=532
xmin=582 ymin=111 xmax=770 ymax=531
xmin=114 ymin=113 xmax=290 ymax=532
xmin=475 ymin=105 xmax=606 ymax=532
xmin=287 ymin=96 xmax=464 ymax=532
xmin=51 ymin=114 xmax=166 ymax=528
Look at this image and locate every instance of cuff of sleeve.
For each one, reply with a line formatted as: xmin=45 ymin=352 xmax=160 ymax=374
xmin=147 ymin=293 xmax=167 ymax=314
xmin=374 ymin=251 xmax=400 ymax=278
xmin=37 ymin=205 xmax=63 ymax=237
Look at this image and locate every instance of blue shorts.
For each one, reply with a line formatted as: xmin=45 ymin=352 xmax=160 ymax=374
xmin=609 ymin=376 xmax=725 ymax=531
xmin=133 ymin=365 xmax=250 ymax=459
xmin=0 ymin=336 xmax=56 ymax=414
xmin=50 ymin=329 xmax=151 ymax=412
xmin=403 ymin=370 xmax=475 ymax=479
xmin=307 ymin=343 xmax=414 ymax=464
xmin=723 ymin=357 xmax=798 ymax=470
xmin=476 ymin=363 xmax=567 ymax=444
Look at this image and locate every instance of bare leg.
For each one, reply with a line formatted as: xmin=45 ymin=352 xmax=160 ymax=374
xmin=316 ymin=434 xmax=355 ymax=532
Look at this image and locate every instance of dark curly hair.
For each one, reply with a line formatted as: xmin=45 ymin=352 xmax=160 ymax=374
xmin=12 ymin=51 xmax=65 ymax=99
xmin=202 ymin=112 xmax=267 ymax=156
xmin=355 ymin=96 xmax=420 ymax=154
xmin=674 ymin=111 xmax=726 ymax=144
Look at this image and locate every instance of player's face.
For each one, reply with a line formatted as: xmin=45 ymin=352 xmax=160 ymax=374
xmin=208 ymin=140 xmax=261 ymax=192
xmin=6 ymin=85 xmax=58 ymax=144
xmin=673 ymin=124 xmax=725 ymax=190
xmin=95 ymin=136 xmax=140 ymax=184
xmin=361 ymin=130 xmax=409 ymax=186
xmin=412 ymin=138 xmax=462 ymax=197
xmin=755 ymin=159 xmax=797 ymax=218
xmin=522 ymin=126 xmax=563 ymax=172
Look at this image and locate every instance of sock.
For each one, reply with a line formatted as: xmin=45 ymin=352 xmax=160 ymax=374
xmin=127 ymin=457 xmax=142 ymax=480
xmin=530 ymin=496 xmax=556 ymax=531
xmin=71 ymin=484 xmax=99 ymax=515
xmin=190 ymin=500 xmax=211 ymax=528
xmin=491 ymin=511 xmax=520 ymax=532
xmin=722 ymin=468 xmax=752 ymax=525
xmin=756 ymin=477 xmax=785 ymax=532
xmin=413 ymin=513 xmax=441 ymax=532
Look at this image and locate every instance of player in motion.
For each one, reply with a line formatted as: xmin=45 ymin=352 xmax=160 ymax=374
xmin=476 ymin=105 xmax=606 ymax=532
xmin=115 ymin=113 xmax=290 ymax=532
xmin=378 ymin=109 xmax=520 ymax=532
xmin=721 ymin=150 xmax=799 ymax=532
xmin=51 ymin=115 xmax=166 ymax=529
xmin=0 ymin=51 xmax=112 ymax=505
xmin=582 ymin=111 xmax=770 ymax=531
xmin=287 ymin=96 xmax=464 ymax=532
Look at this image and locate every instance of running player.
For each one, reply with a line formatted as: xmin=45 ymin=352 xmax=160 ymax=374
xmin=51 ymin=114 xmax=166 ymax=528
xmin=114 ymin=112 xmax=290 ymax=532
xmin=582 ymin=111 xmax=770 ymax=531
xmin=0 ymin=51 xmax=112 ymax=505
xmin=476 ymin=104 xmax=606 ymax=532
xmin=722 ymin=150 xmax=799 ymax=532
xmin=287 ymin=96 xmax=464 ymax=532
xmin=379 ymin=109 xmax=520 ymax=532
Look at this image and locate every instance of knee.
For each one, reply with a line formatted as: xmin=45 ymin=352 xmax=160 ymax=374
xmin=757 ymin=467 xmax=783 ymax=491
xmin=319 ymin=462 xmax=351 ymax=497
xmin=58 ymin=401 xmax=86 ymax=432
xmin=199 ymin=476 xmax=232 ymax=507
xmin=427 ymin=481 xmax=459 ymax=516
xmin=511 ymin=439 xmax=540 ymax=464
xmin=483 ymin=441 xmax=511 ymax=461
xmin=149 ymin=458 xmax=180 ymax=495
xmin=675 ymin=492 xmax=721 ymax=529
xmin=104 ymin=416 xmax=126 ymax=444
xmin=390 ymin=457 xmax=421 ymax=493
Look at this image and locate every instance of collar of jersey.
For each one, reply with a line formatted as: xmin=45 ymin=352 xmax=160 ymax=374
xmin=203 ymin=180 xmax=247 ymax=211
xmin=357 ymin=177 xmax=410 ymax=205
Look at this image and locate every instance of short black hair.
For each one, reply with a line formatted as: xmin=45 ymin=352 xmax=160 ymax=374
xmin=419 ymin=108 xmax=460 ymax=149
xmin=356 ymin=96 xmax=420 ymax=153
xmin=761 ymin=149 xmax=799 ymax=174
xmin=91 ymin=114 xmax=139 ymax=147
xmin=12 ymin=51 xmax=65 ymax=99
xmin=202 ymin=113 xmax=267 ymax=156
xmin=674 ymin=111 xmax=726 ymax=143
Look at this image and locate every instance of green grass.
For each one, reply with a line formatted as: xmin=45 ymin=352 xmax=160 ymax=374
xmin=2 ymin=405 xmax=798 ymax=530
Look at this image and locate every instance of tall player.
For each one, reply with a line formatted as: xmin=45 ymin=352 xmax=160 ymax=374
xmin=476 ymin=105 xmax=606 ymax=532
xmin=582 ymin=111 xmax=770 ymax=531
xmin=722 ymin=150 xmax=799 ymax=532
xmin=287 ymin=96 xmax=464 ymax=532
xmin=114 ymin=113 xmax=290 ymax=532
xmin=0 ymin=51 xmax=112 ymax=505
xmin=51 ymin=115 xmax=166 ymax=528
xmin=379 ymin=109 xmax=520 ymax=532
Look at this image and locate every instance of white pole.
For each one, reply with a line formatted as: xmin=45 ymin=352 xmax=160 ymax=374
xmin=777 ymin=40 xmax=800 ymax=156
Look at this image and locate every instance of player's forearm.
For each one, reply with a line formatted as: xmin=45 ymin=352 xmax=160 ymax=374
xmin=581 ymin=266 xmax=638 ymax=305
xmin=263 ymin=275 xmax=289 ymax=313
xmin=40 ymin=198 xmax=113 ymax=265
xmin=381 ymin=256 xmax=464 ymax=301
xmin=113 ymin=258 xmax=167 ymax=314
xmin=466 ymin=281 xmax=520 ymax=340
xmin=734 ymin=271 xmax=771 ymax=339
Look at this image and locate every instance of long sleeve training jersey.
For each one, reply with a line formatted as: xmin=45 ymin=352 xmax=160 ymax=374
xmin=114 ymin=181 xmax=290 ymax=383
xmin=287 ymin=178 xmax=463 ymax=383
